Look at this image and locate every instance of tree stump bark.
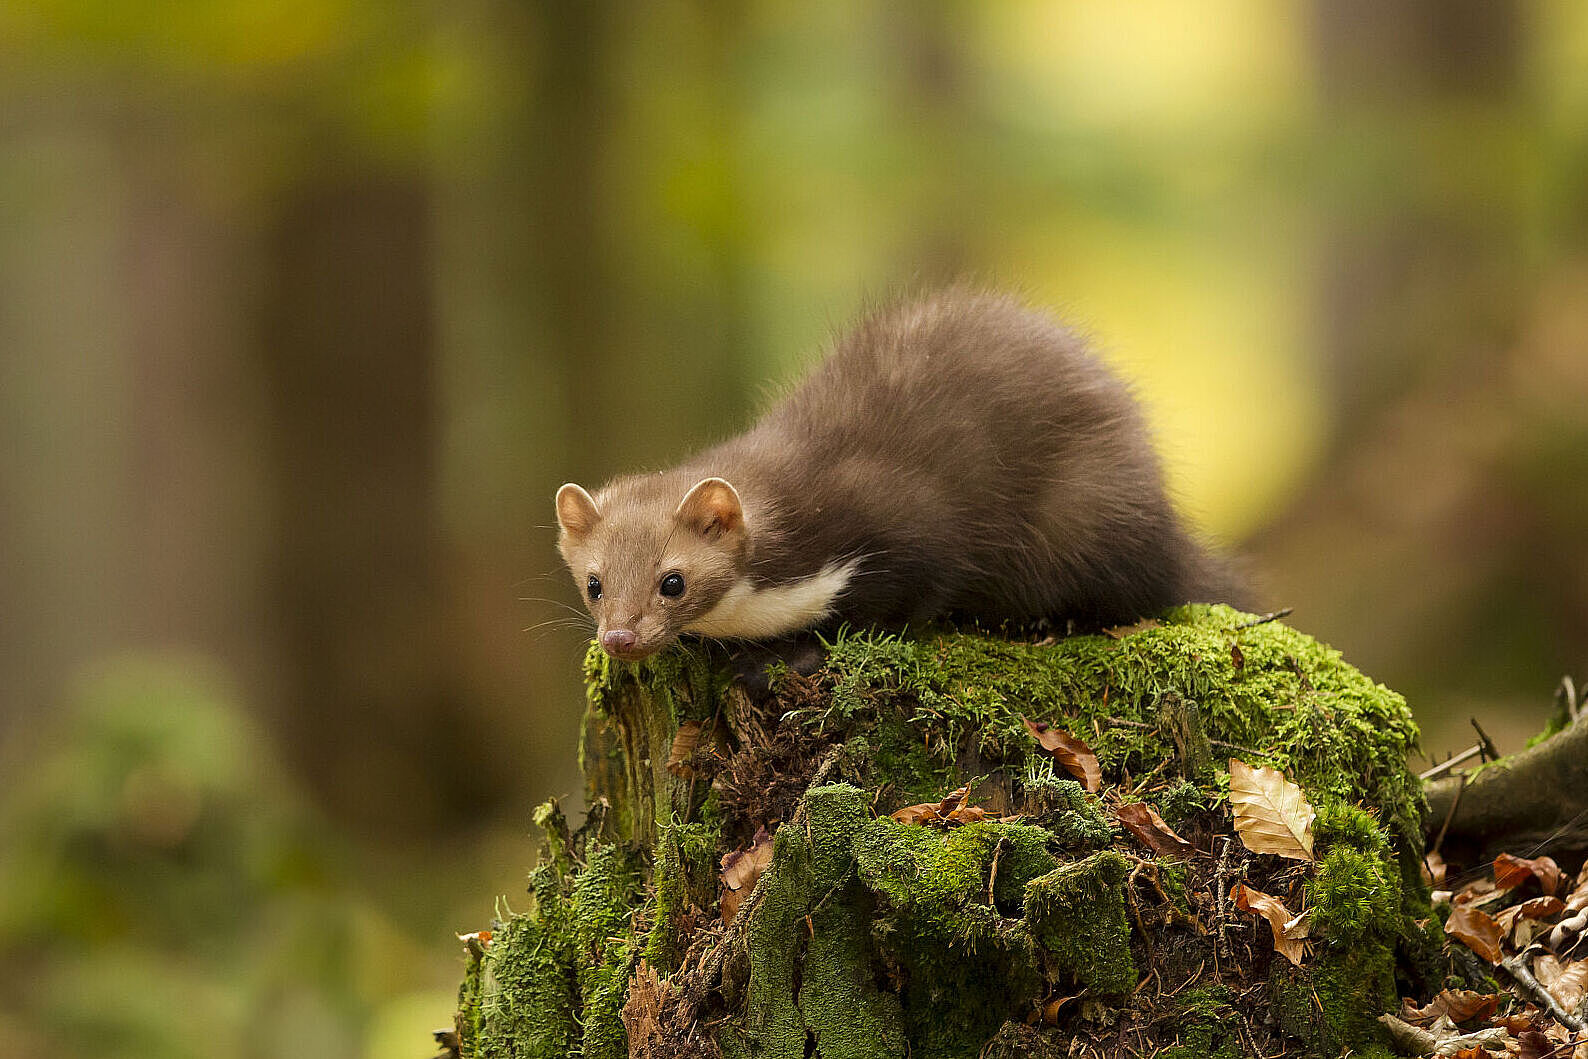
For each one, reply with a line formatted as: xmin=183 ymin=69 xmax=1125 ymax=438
xmin=448 ymin=606 xmax=1448 ymax=1058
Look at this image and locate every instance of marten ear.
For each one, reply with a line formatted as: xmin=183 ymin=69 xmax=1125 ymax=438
xmin=675 ymin=477 xmax=744 ymax=538
xmin=555 ymin=483 xmax=602 ymax=539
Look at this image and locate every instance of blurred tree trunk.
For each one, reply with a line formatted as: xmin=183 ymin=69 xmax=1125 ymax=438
xmin=1309 ymin=0 xmax=1524 ymax=433
xmin=526 ymin=0 xmax=625 ymax=485
xmin=259 ymin=176 xmax=481 ymax=835
xmin=887 ymin=0 xmax=972 ymax=279
xmin=1249 ymin=0 xmax=1588 ymax=753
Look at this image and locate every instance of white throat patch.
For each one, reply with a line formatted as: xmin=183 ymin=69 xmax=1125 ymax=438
xmin=683 ymin=560 xmax=858 ymax=639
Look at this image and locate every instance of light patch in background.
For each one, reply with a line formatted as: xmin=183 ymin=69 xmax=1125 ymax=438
xmin=1018 ymin=219 xmax=1323 ymax=541
xmin=980 ymin=0 xmax=1308 ymax=132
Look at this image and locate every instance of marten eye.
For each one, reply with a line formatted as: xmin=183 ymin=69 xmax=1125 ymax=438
xmin=586 ymin=575 xmax=602 ymax=601
xmin=659 ymin=572 xmax=685 ymax=598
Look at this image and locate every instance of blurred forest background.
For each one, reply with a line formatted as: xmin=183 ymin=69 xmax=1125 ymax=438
xmin=2 ymin=1 xmax=1586 ymax=1056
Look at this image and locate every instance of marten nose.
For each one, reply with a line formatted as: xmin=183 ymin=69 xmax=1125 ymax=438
xmin=601 ymin=628 xmax=638 ymax=655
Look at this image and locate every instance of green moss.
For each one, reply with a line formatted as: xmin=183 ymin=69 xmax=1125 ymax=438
xmin=472 ymin=907 xmax=578 ymax=1059
xmin=798 ymin=885 xmax=907 ymax=1059
xmin=1019 ymin=776 xmax=1113 ymax=852
xmin=583 ymin=638 xmax=730 ymax=725
xmin=854 ymin=818 xmax=1057 ymax=939
xmin=1150 ymin=779 xmax=1205 ymax=828
xmin=1156 ymin=860 xmax=1192 ymax=917
xmin=458 ymin=822 xmax=644 ymax=1059
xmin=1157 ymin=986 xmax=1243 ymax=1059
xmin=1308 ymin=841 xmax=1400 ymax=946
xmin=850 ymin=816 xmax=1057 ymax=1058
xmin=1270 ymin=805 xmax=1405 ymax=1055
xmin=1023 ymin=851 xmax=1136 ymax=998
xmin=568 ymin=844 xmax=643 ymax=1059
xmin=723 ymin=784 xmax=909 ymax=1059
xmin=644 ymin=818 xmax=722 ymax=971
xmin=453 ymin=932 xmax=487 ymax=1057
xmin=1271 ymin=949 xmax=1397 ymax=1058
xmin=579 ymin=639 xmax=735 ymax=848
xmin=978 ymin=1023 xmax=1069 ymax=1058
xmin=813 ymin=605 xmax=1424 ymax=849
xmin=734 ymin=825 xmax=809 ymax=1059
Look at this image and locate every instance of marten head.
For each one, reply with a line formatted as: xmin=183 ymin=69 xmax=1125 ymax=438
xmin=555 ymin=476 xmax=749 ymax=661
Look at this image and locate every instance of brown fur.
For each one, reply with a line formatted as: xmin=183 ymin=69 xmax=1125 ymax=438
xmin=557 ymin=288 xmax=1237 ymax=659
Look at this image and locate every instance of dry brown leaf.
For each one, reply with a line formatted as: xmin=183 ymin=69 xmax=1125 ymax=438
xmin=1040 ymin=993 xmax=1079 ymax=1025
xmin=665 ymin=721 xmax=703 ymax=778
xmin=938 ymin=785 xmax=968 ymax=813
xmin=1022 ymin=716 xmax=1101 ymax=792
xmin=1115 ymin=802 xmax=1195 ymax=858
xmin=1549 ymin=907 xmax=1588 ymax=955
xmin=1494 ymin=1012 xmax=1542 ymax=1033
xmin=1454 ymin=877 xmax=1499 ymax=907
xmin=1399 ymin=989 xmax=1503 ymax=1026
xmin=1565 ymin=869 xmax=1588 ymax=913
xmin=1512 ymin=1028 xmax=1556 ymax=1059
xmin=720 ymin=826 xmax=775 ymax=925
xmin=1445 ymin=903 xmax=1504 ymax=963
xmin=1227 ymin=759 xmax=1315 ymax=862
xmin=1232 ymin=883 xmax=1310 ymax=967
xmin=890 ymin=802 xmax=942 ymax=825
xmin=891 ymin=785 xmax=980 ymax=827
xmin=1519 ymin=896 xmax=1567 ymax=921
xmin=1103 ymin=618 xmax=1160 ymax=639
xmin=1535 ymin=953 xmax=1566 ymax=989
xmin=1496 ymin=904 xmax=1526 ymax=936
xmin=1495 ymin=853 xmax=1565 ymax=896
xmin=1545 ymin=957 xmax=1588 ymax=1012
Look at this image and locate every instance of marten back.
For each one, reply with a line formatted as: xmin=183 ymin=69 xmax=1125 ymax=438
xmin=699 ymin=290 xmax=1222 ymax=627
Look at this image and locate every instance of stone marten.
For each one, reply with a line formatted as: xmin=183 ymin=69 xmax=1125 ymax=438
xmin=556 ymin=289 xmax=1236 ymax=661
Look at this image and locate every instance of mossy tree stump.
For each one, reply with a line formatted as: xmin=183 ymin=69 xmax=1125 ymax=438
xmin=451 ymin=606 xmax=1446 ymax=1058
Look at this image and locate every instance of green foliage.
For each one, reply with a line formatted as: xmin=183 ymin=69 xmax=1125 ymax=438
xmin=0 ymin=658 xmax=400 ymax=1059
xmin=1271 ymin=951 xmax=1399 ymax=1059
xmin=1150 ymin=778 xmax=1206 ymax=828
xmin=854 ymin=818 xmax=1057 ymax=939
xmin=723 ymin=784 xmax=906 ymax=1059
xmin=644 ymin=818 xmax=721 ymax=972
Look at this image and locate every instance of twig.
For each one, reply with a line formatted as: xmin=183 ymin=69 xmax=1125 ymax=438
xmin=1234 ymin=607 xmax=1293 ymax=630
xmin=1123 ymin=871 xmax=1155 ymax=965
xmin=1501 ymin=948 xmax=1587 ymax=1032
xmin=987 ymin=837 xmax=1009 ymax=907
xmin=1418 ymin=743 xmax=1483 ymax=781
xmin=1213 ymin=837 xmax=1232 ymax=972
xmin=1469 ymin=718 xmax=1501 ymax=763
xmin=1430 ymin=774 xmax=1466 ymax=858
xmin=1105 ymin=716 xmax=1260 ymax=756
